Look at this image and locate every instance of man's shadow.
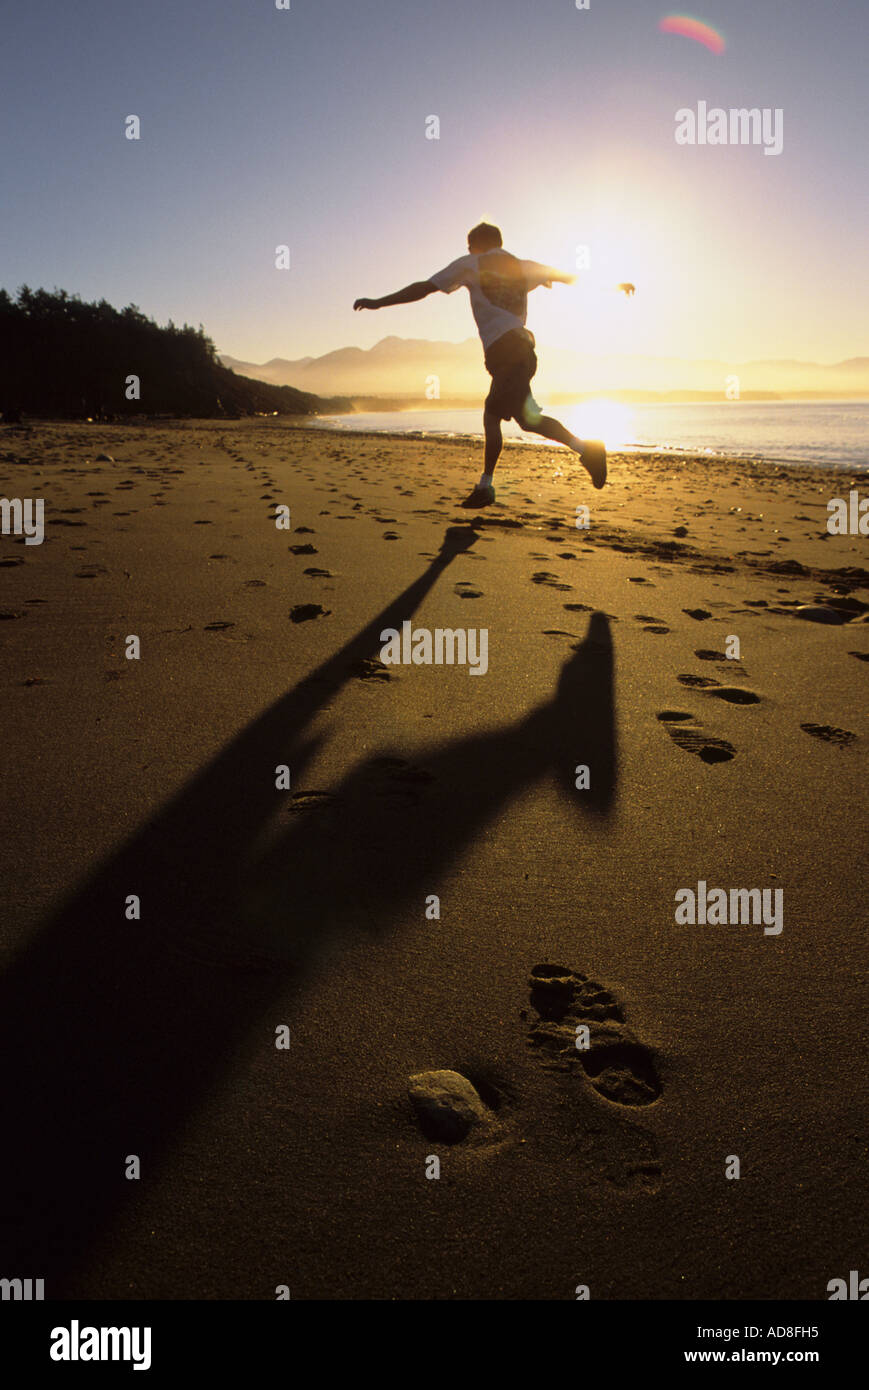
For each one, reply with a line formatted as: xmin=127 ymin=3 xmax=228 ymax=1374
xmin=0 ymin=526 xmax=616 ymax=1290
xmin=239 ymin=610 xmax=616 ymax=966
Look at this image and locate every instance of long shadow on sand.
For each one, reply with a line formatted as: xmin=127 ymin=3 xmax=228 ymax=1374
xmin=0 ymin=524 xmax=617 ymax=1291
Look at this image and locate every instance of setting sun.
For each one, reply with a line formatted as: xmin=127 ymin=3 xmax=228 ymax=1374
xmin=562 ymin=398 xmax=635 ymax=450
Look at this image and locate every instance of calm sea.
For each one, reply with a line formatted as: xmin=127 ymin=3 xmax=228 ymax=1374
xmin=311 ymin=400 xmax=868 ymax=471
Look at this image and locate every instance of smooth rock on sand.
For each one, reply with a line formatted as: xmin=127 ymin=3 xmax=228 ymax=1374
xmin=408 ymin=1069 xmax=492 ymax=1143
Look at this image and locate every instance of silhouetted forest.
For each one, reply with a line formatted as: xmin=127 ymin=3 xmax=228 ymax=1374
xmin=0 ymin=288 xmax=348 ymax=420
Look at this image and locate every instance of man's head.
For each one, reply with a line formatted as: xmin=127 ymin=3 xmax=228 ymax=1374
xmin=467 ymin=222 xmax=503 ymax=254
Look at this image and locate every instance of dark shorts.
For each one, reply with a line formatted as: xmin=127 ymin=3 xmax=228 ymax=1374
xmin=483 ymin=328 xmax=539 ymax=423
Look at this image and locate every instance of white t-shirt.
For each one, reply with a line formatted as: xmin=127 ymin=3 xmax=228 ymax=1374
xmin=429 ymin=250 xmax=554 ymax=351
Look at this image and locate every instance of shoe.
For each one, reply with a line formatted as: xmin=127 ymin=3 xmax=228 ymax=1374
xmin=579 ymin=440 xmax=607 ymax=489
xmin=460 ymin=482 xmax=496 ymax=509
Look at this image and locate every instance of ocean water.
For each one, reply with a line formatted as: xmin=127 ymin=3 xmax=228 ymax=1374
xmin=311 ymin=399 xmax=868 ymax=471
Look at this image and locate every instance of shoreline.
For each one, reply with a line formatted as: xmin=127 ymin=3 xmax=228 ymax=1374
xmin=302 ymin=420 xmax=869 ymax=480
xmin=7 ymin=413 xmax=863 ymax=481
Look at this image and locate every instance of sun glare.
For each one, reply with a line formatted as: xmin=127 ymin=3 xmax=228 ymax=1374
xmin=562 ymin=399 xmax=634 ymax=450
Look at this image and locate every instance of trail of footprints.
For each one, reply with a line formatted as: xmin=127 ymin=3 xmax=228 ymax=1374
xmin=211 ymin=505 xmax=668 ymax=1168
xmin=659 ymin=649 xmax=856 ymax=759
xmin=9 ymin=435 xmax=865 ymax=1214
xmin=658 ymin=648 xmax=764 ymax=763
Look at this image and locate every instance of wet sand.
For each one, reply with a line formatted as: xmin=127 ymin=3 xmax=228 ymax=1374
xmin=0 ymin=419 xmax=866 ymax=1299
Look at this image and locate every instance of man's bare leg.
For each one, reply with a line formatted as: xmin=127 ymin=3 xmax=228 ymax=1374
xmin=484 ymin=409 xmax=503 ymax=474
xmin=460 ymin=409 xmax=502 ymax=507
xmin=519 ymin=410 xmax=607 ymax=489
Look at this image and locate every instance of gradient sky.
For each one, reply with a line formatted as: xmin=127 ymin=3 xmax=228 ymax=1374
xmin=2 ymin=0 xmax=867 ymax=366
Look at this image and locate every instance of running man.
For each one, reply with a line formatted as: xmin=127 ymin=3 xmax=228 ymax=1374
xmin=354 ymin=222 xmax=625 ymax=507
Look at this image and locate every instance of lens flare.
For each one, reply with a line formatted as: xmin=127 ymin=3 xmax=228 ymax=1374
xmin=658 ymin=15 xmax=726 ymax=55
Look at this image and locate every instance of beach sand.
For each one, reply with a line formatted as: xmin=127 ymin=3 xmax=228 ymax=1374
xmin=1 ymin=419 xmax=866 ymax=1299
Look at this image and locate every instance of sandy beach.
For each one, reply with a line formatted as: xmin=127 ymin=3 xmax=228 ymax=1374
xmin=1 ymin=419 xmax=866 ymax=1300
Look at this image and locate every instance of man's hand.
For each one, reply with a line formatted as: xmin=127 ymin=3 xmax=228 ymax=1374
xmin=353 ymin=298 xmax=379 ymax=311
xmin=538 ymin=267 xmax=575 ymax=285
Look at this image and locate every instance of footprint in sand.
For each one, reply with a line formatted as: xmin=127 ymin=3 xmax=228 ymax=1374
xmin=849 ymin=651 xmax=869 ymax=662
xmin=289 ymin=603 xmax=330 ymax=623
xmin=706 ymin=686 xmax=761 ymax=705
xmin=280 ymin=789 xmax=340 ymax=819
xmin=695 ymin=649 xmax=728 ymax=662
xmin=531 ymin=571 xmax=572 ymax=591
xmin=683 ymin=608 xmax=712 ymax=620
xmin=454 ymin=581 xmax=483 ymax=599
xmin=470 ymin=516 xmax=523 ymax=531
xmin=347 ymin=656 xmax=393 ymax=682
xmin=303 ymin=567 xmax=334 ymax=578
xmin=289 ymin=543 xmax=318 ymax=555
xmin=800 ymin=723 xmax=857 ymax=747
xmin=526 ymin=964 xmax=661 ymax=1107
xmin=658 ymin=711 xmax=736 ymax=763
xmin=678 ymin=673 xmax=759 ymax=705
xmin=677 ymin=673 xmax=719 ymax=688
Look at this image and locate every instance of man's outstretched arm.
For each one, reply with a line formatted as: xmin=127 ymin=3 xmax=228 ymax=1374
xmin=523 ymin=261 xmax=576 ymax=288
xmin=353 ymin=281 xmax=438 ymax=311
xmin=542 ymin=266 xmax=577 ymax=284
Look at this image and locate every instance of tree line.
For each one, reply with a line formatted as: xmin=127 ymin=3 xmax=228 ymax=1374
xmin=0 ymin=287 xmax=345 ymax=419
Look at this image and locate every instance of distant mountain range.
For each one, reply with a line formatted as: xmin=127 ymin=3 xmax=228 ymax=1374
xmin=220 ymin=337 xmax=869 ymax=403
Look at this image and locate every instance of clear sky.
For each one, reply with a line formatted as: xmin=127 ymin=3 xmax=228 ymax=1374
xmin=2 ymin=0 xmax=867 ymax=365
